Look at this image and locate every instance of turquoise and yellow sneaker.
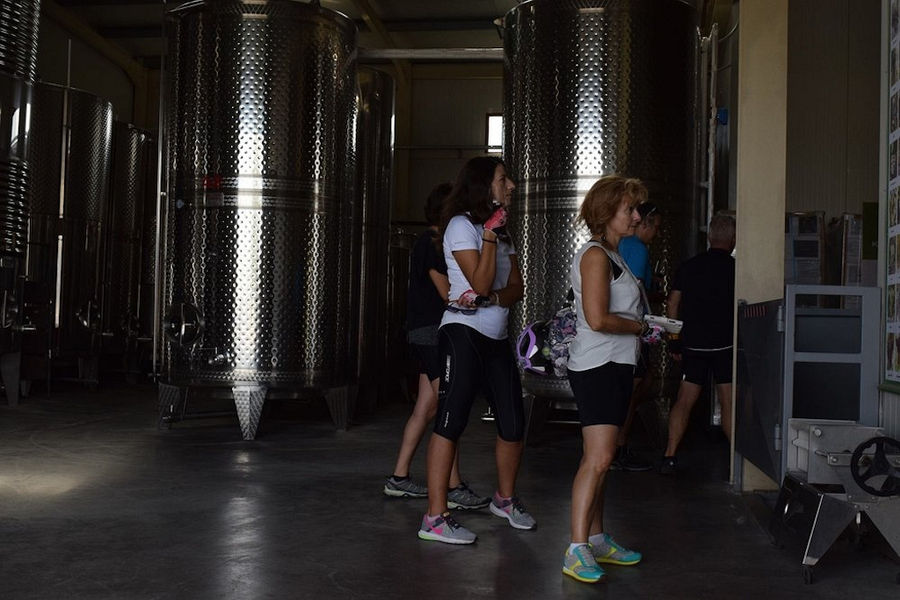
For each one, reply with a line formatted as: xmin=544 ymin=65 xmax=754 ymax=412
xmin=591 ymin=533 xmax=642 ymax=566
xmin=562 ymin=544 xmax=606 ymax=583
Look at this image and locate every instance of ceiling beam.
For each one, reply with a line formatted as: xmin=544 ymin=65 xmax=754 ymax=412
xmin=347 ymin=0 xmax=409 ymax=86
xmin=98 ymin=26 xmax=163 ymax=39
xmin=93 ymin=18 xmax=499 ymax=44
xmin=359 ymin=48 xmax=503 ymax=62
xmin=376 ymin=18 xmax=496 ymax=32
xmin=55 ymin=0 xmax=157 ymax=5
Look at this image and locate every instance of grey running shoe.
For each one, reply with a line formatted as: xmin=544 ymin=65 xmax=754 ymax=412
xmin=447 ymin=482 xmax=490 ymax=510
xmin=590 ymin=533 xmax=642 ymax=566
xmin=417 ymin=512 xmax=477 ymax=544
xmin=562 ymin=544 xmax=606 ymax=583
xmin=383 ymin=476 xmax=428 ymax=498
xmin=610 ymin=446 xmax=653 ymax=472
xmin=489 ymin=494 xmax=537 ymax=530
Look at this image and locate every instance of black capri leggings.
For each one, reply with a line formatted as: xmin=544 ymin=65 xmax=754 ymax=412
xmin=434 ymin=323 xmax=524 ymax=442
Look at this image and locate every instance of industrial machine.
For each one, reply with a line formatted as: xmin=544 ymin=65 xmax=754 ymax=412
xmin=769 ymin=419 xmax=900 ymax=584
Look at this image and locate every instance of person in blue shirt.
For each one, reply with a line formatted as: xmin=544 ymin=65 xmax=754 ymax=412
xmin=618 ymin=202 xmax=659 ymax=292
xmin=612 ymin=202 xmax=661 ymax=471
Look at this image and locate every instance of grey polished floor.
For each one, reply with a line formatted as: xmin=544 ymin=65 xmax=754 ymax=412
xmin=1 ymin=384 xmax=898 ymax=599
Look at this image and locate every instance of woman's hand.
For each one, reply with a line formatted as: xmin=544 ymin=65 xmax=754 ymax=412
xmin=457 ymin=289 xmax=479 ymax=308
xmin=640 ymin=322 xmax=664 ymax=344
xmin=483 ymin=206 xmax=508 ymax=233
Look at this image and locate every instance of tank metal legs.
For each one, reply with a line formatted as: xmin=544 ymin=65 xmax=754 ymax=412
xmin=233 ymin=385 xmax=267 ymax=440
xmin=324 ymin=384 xmax=357 ymax=430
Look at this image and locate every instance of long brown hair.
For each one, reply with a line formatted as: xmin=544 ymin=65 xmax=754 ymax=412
xmin=439 ymin=156 xmax=505 ymax=235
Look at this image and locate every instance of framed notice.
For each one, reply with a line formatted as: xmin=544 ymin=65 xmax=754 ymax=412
xmin=885 ymin=0 xmax=900 ymax=388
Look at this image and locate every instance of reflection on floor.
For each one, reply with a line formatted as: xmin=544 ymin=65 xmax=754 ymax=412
xmin=1 ymin=384 xmax=898 ymax=599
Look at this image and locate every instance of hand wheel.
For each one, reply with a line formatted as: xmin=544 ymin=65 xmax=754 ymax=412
xmin=850 ymin=437 xmax=900 ymax=497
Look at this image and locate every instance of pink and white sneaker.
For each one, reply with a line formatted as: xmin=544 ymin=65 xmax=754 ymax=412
xmin=417 ymin=512 xmax=477 ymax=544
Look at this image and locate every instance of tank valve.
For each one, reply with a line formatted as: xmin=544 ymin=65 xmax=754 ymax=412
xmin=164 ymin=303 xmax=204 ymax=346
xmin=76 ymin=300 xmax=101 ymax=331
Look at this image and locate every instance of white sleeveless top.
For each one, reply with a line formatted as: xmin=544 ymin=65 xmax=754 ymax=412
xmin=567 ymin=240 xmax=642 ymax=371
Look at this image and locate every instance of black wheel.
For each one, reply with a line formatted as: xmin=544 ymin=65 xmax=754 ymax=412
xmin=850 ymin=437 xmax=900 ymax=497
xmin=802 ymin=565 xmax=813 ymax=585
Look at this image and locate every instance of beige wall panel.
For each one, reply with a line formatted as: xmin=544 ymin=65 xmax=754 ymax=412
xmin=400 ymin=77 xmax=502 ymax=221
xmin=736 ymin=0 xmax=788 ymax=305
xmin=846 ymin=2 xmax=882 ymax=208
xmin=410 ymin=78 xmax=502 ymax=146
xmin=36 ymin=15 xmax=133 ymax=121
xmin=785 ymin=0 xmax=880 ymax=217
xmin=786 ymin=0 xmax=848 ymax=215
xmin=736 ymin=0 xmax=789 ymax=492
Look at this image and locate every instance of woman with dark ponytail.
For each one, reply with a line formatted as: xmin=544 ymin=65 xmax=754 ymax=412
xmin=417 ymin=156 xmax=536 ymax=545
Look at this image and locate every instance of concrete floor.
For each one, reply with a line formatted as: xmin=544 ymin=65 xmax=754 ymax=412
xmin=1 ymin=384 xmax=899 ymax=599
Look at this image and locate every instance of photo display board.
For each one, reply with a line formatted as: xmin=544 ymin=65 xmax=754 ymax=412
xmin=886 ymin=0 xmax=900 ymax=384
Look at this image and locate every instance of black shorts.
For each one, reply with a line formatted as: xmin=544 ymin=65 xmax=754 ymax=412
xmin=634 ymin=342 xmax=650 ymax=379
xmin=682 ymin=348 xmax=733 ymax=385
xmin=409 ymin=343 xmax=441 ymax=381
xmin=434 ymin=323 xmax=524 ymax=442
xmin=567 ymin=362 xmax=635 ymax=427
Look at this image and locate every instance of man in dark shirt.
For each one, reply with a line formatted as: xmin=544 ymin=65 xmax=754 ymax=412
xmin=660 ymin=214 xmax=736 ymax=474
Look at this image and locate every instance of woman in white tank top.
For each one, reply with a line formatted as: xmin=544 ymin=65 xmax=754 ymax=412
xmin=561 ymin=176 xmax=653 ymax=584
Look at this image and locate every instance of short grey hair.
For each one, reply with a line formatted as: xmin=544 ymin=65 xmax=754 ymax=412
xmin=708 ymin=214 xmax=735 ymax=244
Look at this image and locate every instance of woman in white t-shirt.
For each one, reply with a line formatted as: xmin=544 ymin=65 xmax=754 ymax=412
xmin=416 ymin=156 xmax=536 ymax=545
xmin=562 ymin=176 xmax=653 ymax=584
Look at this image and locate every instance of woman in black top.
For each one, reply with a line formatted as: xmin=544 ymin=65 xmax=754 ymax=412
xmin=383 ymin=183 xmax=488 ymax=511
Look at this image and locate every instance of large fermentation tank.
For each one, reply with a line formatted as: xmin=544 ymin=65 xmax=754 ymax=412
xmin=354 ymin=68 xmax=394 ymax=412
xmin=0 ymin=0 xmax=41 ymax=406
xmin=0 ymin=0 xmax=40 ymax=80
xmin=138 ymin=146 xmax=158 ymax=342
xmin=102 ymin=123 xmax=153 ymax=374
xmin=160 ymin=0 xmax=358 ymax=439
xmin=25 ymin=82 xmax=113 ymax=385
xmin=504 ymin=0 xmax=697 ymax=339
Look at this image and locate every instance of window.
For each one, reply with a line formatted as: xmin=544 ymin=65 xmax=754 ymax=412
xmin=486 ymin=113 xmax=503 ymax=153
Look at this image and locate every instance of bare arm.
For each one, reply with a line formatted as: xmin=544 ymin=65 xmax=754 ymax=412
xmin=580 ymin=247 xmax=643 ymax=335
xmin=492 ymin=254 xmax=524 ymax=308
xmin=666 ymin=289 xmax=683 ymax=360
xmin=452 ymin=237 xmax=498 ymax=297
xmin=428 ymin=269 xmax=450 ymax=302
xmin=666 ymin=289 xmax=682 ymax=319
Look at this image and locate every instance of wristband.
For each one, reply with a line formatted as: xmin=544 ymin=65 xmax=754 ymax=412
xmin=482 ymin=237 xmax=497 ymax=244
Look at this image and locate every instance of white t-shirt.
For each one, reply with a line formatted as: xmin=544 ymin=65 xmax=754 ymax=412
xmin=567 ymin=241 xmax=641 ymax=370
xmin=440 ymin=214 xmax=515 ymax=340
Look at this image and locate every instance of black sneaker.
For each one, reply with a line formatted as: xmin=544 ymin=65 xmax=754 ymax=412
xmin=659 ymin=456 xmax=677 ymax=475
xmin=384 ymin=476 xmax=428 ymax=498
xmin=610 ymin=446 xmax=653 ymax=472
xmin=447 ymin=482 xmax=490 ymax=510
